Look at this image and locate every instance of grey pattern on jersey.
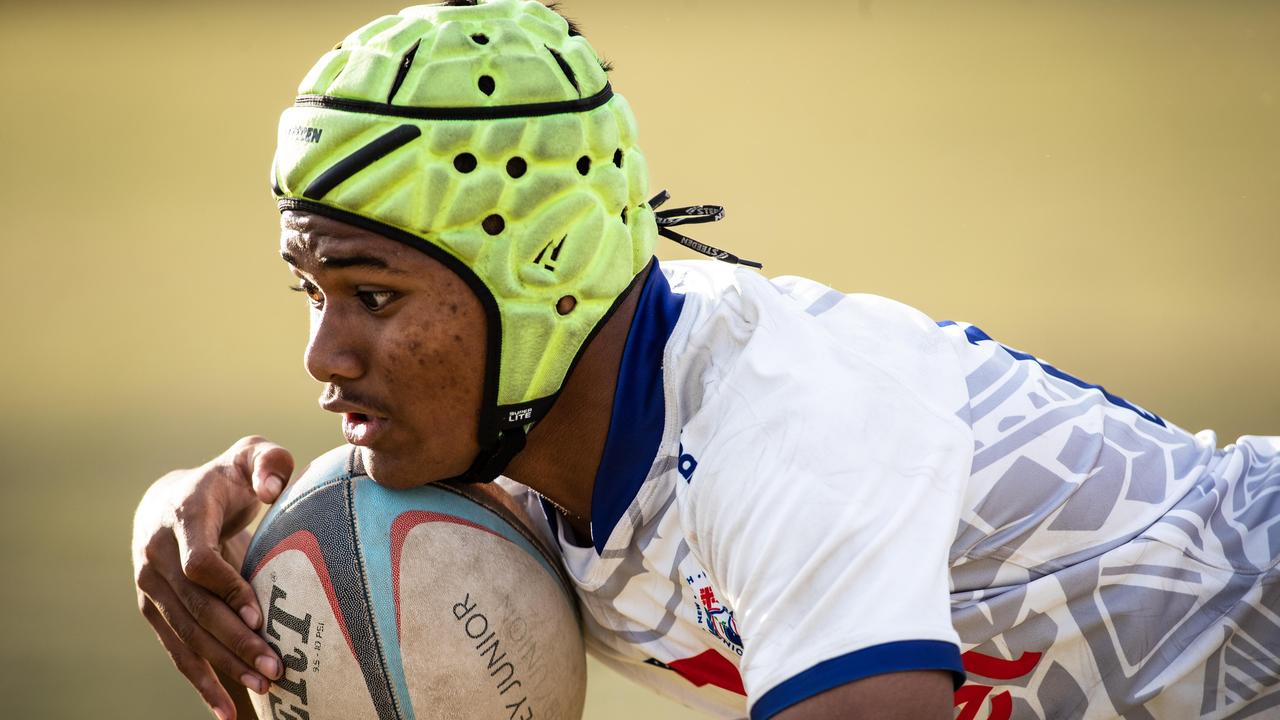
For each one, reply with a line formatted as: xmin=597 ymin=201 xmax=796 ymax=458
xmin=552 ymin=272 xmax=1278 ymax=720
xmin=941 ymin=322 xmax=1280 ymax=719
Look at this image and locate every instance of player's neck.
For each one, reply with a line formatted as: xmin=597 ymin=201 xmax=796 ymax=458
xmin=504 ymin=264 xmax=651 ymax=541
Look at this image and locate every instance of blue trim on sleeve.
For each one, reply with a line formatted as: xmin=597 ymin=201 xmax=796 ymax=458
xmin=749 ymin=640 xmax=965 ymax=720
xmin=589 ymin=261 xmax=684 ymax=554
xmin=936 ymin=320 xmax=1164 ymax=426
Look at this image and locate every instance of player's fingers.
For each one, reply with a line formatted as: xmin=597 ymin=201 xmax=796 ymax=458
xmin=172 ymin=496 xmax=264 ymax=631
xmin=142 ymin=595 xmax=241 ymax=720
xmin=162 ymin=532 xmax=280 ymax=676
xmin=230 ymin=437 xmax=294 ymax=504
xmin=172 ymin=563 xmax=282 ymax=679
xmin=185 ymin=542 xmax=267 ymax=632
xmin=147 ymin=575 xmax=276 ymax=694
xmin=215 ymin=665 xmax=263 ymax=720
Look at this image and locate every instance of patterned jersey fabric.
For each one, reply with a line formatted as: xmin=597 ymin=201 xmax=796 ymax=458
xmin=505 ymin=259 xmax=1279 ymax=719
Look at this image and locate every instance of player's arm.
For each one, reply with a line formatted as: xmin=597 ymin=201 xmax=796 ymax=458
xmin=772 ymin=671 xmax=953 ymax=720
xmin=683 ymin=302 xmax=974 ymax=719
xmin=130 ymin=435 xmax=293 ymax=720
xmin=688 ymin=404 xmax=971 ymax=720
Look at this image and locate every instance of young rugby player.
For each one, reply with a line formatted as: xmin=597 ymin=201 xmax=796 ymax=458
xmin=131 ymin=2 xmax=1280 ymax=718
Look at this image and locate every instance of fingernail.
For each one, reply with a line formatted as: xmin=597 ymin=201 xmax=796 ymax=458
xmin=213 ymin=707 xmax=230 ymax=720
xmin=241 ymin=672 xmax=266 ymax=694
xmin=265 ymin=474 xmax=284 ymax=498
xmin=256 ymin=655 xmax=281 ymax=679
xmin=239 ymin=605 xmax=260 ymax=628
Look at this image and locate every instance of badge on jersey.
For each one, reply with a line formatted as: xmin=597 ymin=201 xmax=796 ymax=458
xmin=686 ymin=571 xmax=743 ymax=656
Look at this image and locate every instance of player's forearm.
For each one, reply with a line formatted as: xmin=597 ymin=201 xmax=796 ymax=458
xmin=771 ymin=670 xmax=953 ymax=720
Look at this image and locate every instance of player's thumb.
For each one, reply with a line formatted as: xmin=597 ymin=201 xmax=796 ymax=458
xmin=248 ymin=442 xmax=294 ymax=504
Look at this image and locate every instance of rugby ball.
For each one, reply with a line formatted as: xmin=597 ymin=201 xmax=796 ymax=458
xmin=240 ymin=445 xmax=585 ymax=720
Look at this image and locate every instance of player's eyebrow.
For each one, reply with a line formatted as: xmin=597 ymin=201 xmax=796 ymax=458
xmin=318 ymin=253 xmax=400 ymax=271
xmin=280 ymin=249 xmax=409 ymax=274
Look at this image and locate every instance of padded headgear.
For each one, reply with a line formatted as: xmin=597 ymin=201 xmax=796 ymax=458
xmin=272 ymin=0 xmax=657 ymax=481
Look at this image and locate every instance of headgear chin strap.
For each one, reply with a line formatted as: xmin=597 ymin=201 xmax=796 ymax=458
xmin=461 ymin=424 xmax=528 ymax=484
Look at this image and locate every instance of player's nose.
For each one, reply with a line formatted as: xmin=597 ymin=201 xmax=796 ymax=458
xmin=304 ymin=310 xmax=365 ymax=383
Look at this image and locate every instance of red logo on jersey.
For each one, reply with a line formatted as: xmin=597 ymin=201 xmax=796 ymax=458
xmin=699 ymin=586 xmax=721 ymax=613
xmin=953 ymin=650 xmax=1043 ymax=720
xmin=662 ymin=649 xmax=747 ymax=696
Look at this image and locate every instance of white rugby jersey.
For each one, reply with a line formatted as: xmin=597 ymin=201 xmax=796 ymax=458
xmin=506 ymin=259 xmax=1280 ymax=719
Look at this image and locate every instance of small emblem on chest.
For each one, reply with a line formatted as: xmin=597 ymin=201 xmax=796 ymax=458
xmin=685 ymin=572 xmax=743 ymax=656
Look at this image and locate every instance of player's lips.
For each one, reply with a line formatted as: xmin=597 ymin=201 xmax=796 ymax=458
xmin=320 ymin=398 xmax=390 ymax=447
xmin=340 ymin=412 xmax=386 ymax=446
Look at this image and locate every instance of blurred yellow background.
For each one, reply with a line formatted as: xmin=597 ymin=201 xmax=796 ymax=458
xmin=1 ymin=1 xmax=1276 ymax=718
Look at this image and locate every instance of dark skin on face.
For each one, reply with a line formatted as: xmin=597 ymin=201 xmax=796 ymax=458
xmin=278 ymin=209 xmax=950 ymax=720
xmin=280 ymin=209 xmax=631 ymax=538
xmin=282 ymin=210 xmax=487 ymax=485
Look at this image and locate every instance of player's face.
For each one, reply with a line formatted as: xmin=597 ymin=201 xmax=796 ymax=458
xmin=279 ymin=210 xmax=486 ymax=488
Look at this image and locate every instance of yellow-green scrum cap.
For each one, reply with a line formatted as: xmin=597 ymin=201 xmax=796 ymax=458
xmin=271 ymin=0 xmax=658 ymax=480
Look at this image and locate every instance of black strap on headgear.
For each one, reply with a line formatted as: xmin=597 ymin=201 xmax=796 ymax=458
xmin=455 ymin=427 xmax=528 ymax=484
xmin=649 ymin=190 xmax=762 ymax=268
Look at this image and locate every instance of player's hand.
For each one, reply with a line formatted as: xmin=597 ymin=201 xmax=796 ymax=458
xmin=131 ymin=435 xmax=295 ymax=720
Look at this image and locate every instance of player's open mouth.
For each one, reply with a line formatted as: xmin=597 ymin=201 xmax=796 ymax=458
xmin=342 ymin=412 xmax=387 ymax=446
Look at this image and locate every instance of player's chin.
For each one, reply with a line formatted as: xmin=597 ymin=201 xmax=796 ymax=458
xmin=358 ymin=443 xmax=474 ymax=490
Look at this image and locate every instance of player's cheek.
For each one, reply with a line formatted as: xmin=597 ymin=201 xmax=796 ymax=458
xmin=382 ymin=332 xmax=465 ymax=468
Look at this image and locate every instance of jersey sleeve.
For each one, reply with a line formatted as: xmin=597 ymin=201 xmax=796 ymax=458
xmin=678 ymin=292 xmax=973 ymax=719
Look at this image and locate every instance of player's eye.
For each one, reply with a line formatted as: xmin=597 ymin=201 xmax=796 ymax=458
xmin=356 ymin=288 xmax=398 ymax=313
xmin=290 ymin=279 xmax=324 ymax=308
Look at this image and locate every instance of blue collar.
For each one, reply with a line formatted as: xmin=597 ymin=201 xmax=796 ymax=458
xmin=588 ymin=261 xmax=685 ymax=553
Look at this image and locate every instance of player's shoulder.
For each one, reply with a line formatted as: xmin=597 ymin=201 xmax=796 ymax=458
xmin=661 ymin=260 xmax=968 ymax=416
xmin=663 ymin=260 xmax=949 ymax=346
xmin=661 ymin=263 xmax=972 ymax=489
